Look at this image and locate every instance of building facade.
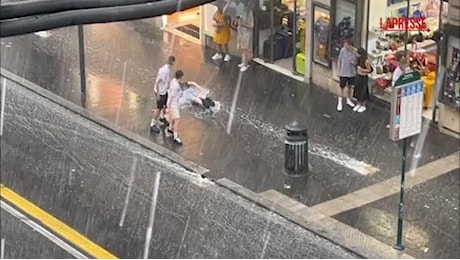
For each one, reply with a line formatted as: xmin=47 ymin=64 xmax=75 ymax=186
xmin=437 ymin=0 xmax=460 ymax=135
xmin=159 ymin=0 xmax=454 ymax=126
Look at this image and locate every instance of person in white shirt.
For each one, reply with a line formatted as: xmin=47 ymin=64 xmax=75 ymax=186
xmin=151 ymin=56 xmax=175 ymax=133
xmin=237 ymin=8 xmax=254 ymax=72
xmin=392 ymin=57 xmax=410 ymax=86
xmin=166 ymin=70 xmax=185 ymax=144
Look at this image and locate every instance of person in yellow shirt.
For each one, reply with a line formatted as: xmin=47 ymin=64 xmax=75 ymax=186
xmin=211 ymin=6 xmax=231 ymax=62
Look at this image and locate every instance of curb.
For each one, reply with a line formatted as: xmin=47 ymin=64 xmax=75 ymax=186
xmin=0 ymin=68 xmax=210 ymax=176
xmin=216 ymin=178 xmax=415 ymax=259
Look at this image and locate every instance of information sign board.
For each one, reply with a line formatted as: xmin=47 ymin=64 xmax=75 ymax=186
xmin=389 ymin=71 xmax=424 ymax=141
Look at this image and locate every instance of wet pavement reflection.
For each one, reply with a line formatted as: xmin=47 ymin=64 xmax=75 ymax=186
xmin=1 ymin=19 xmax=459 ymax=258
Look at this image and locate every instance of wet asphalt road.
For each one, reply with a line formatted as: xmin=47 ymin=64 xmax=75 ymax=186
xmin=1 ymin=209 xmax=74 ymax=259
xmin=0 ymin=77 xmax=359 ymax=259
xmin=1 ymin=22 xmax=458 ymax=206
xmin=0 ymin=19 xmax=459 ymax=258
xmin=334 ymin=169 xmax=460 ymax=259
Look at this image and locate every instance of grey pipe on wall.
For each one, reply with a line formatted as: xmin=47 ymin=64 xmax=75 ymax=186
xmin=0 ymin=0 xmax=213 ymax=38
xmin=0 ymin=0 xmax=163 ymax=20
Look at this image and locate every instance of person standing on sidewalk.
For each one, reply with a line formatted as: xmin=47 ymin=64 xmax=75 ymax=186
xmin=337 ymin=39 xmax=358 ymax=111
xmin=237 ymin=8 xmax=254 ymax=72
xmin=353 ymin=47 xmax=373 ymax=113
xmin=151 ymin=56 xmax=175 ymax=133
xmin=211 ymin=6 xmax=231 ymax=62
xmin=166 ymin=70 xmax=185 ymax=145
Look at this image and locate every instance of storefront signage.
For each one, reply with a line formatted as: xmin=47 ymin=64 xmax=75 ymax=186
xmin=379 ymin=17 xmax=431 ymax=32
xmin=389 ymin=71 xmax=424 ymax=141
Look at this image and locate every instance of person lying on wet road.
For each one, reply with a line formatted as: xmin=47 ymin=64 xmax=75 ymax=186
xmin=180 ymin=81 xmax=216 ymax=110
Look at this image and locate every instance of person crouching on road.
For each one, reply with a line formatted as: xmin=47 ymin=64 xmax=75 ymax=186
xmin=166 ymin=70 xmax=185 ymax=145
xmin=151 ymin=56 xmax=175 ymax=133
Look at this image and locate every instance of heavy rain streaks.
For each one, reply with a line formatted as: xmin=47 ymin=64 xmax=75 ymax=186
xmin=0 ymin=238 xmax=4 ymax=259
xmin=143 ymin=171 xmax=161 ymax=259
xmin=0 ymin=78 xmax=6 ymax=137
xmin=119 ymin=155 xmax=138 ymax=228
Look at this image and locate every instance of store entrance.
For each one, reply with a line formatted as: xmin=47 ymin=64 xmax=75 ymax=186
xmin=162 ymin=7 xmax=201 ymax=44
xmin=257 ymin=0 xmax=306 ymax=74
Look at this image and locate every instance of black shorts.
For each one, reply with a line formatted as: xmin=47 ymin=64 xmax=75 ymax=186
xmin=157 ymin=94 xmax=168 ymax=109
xmin=339 ymin=77 xmax=355 ymax=88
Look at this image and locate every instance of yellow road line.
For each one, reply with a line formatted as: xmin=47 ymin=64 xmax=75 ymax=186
xmin=0 ymin=184 xmax=118 ymax=259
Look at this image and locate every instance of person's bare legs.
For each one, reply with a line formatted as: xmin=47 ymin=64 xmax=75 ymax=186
xmin=347 ymin=85 xmax=353 ymax=100
xmin=241 ymin=48 xmax=248 ymax=65
xmin=223 ymin=44 xmax=231 ymax=61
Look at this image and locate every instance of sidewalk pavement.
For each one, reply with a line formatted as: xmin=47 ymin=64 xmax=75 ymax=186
xmin=1 ymin=19 xmax=458 ymax=258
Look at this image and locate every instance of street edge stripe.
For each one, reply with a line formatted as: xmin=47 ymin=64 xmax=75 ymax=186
xmin=0 ymin=185 xmax=118 ymax=259
xmin=1 ymin=200 xmax=88 ymax=259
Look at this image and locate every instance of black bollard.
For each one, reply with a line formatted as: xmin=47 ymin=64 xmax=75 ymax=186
xmin=283 ymin=121 xmax=309 ymax=185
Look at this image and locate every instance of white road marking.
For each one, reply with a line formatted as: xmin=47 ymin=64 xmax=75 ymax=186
xmin=143 ymin=171 xmax=161 ymax=259
xmin=0 ymin=200 xmax=88 ymax=259
xmin=311 ymin=152 xmax=460 ymax=216
xmin=119 ymin=155 xmax=138 ymax=227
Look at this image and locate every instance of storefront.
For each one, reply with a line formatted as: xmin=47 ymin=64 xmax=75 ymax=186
xmin=308 ymin=0 xmax=366 ymax=93
xmin=438 ymin=0 xmax=460 ymax=136
xmin=201 ymin=1 xmax=256 ymax=60
xmin=365 ymin=0 xmax=448 ymax=119
xmin=161 ymin=6 xmax=202 ymax=44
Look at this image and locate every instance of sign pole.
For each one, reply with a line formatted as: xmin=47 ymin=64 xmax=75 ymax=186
xmin=394 ymin=0 xmax=410 ymax=250
xmin=394 ymin=137 xmax=407 ymax=251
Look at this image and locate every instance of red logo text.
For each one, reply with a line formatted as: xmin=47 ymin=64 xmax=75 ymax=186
xmin=379 ymin=17 xmax=430 ymax=32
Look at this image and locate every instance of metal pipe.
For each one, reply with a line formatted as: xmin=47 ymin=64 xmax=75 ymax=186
xmin=432 ymin=0 xmax=445 ymax=123
xmin=292 ymin=0 xmax=297 ymax=73
xmin=78 ymin=25 xmax=87 ymax=108
xmin=0 ymin=0 xmax=163 ymax=20
xmin=0 ymin=0 xmax=214 ymax=38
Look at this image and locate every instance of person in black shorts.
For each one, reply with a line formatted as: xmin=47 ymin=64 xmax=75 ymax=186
xmin=151 ymin=56 xmax=175 ymax=133
xmin=337 ymin=39 xmax=358 ymax=111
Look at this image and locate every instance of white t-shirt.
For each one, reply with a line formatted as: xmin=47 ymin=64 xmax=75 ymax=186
xmin=155 ymin=64 xmax=171 ymax=95
xmin=392 ymin=67 xmax=403 ymax=86
xmin=168 ymin=78 xmax=182 ymax=109
xmin=182 ymin=87 xmax=201 ymax=102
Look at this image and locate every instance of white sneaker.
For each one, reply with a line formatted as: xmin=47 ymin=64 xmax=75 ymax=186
xmin=337 ymin=101 xmax=343 ymax=112
xmin=238 ymin=63 xmax=245 ymax=67
xmin=357 ymin=106 xmax=367 ymax=113
xmin=224 ymin=54 xmax=231 ymax=62
xmin=174 ymin=137 xmax=183 ymax=145
xmin=212 ymin=53 xmax=222 ymax=60
xmin=240 ymin=65 xmax=249 ymax=72
xmin=353 ymin=104 xmax=361 ymax=111
xmin=347 ymin=99 xmax=355 ymax=108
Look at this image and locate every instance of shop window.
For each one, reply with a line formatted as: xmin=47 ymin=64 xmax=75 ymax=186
xmin=441 ymin=37 xmax=460 ymax=107
xmin=312 ymin=5 xmax=330 ymax=66
xmin=330 ymin=0 xmax=356 ymax=60
xmin=366 ymin=0 xmax=445 ymax=104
